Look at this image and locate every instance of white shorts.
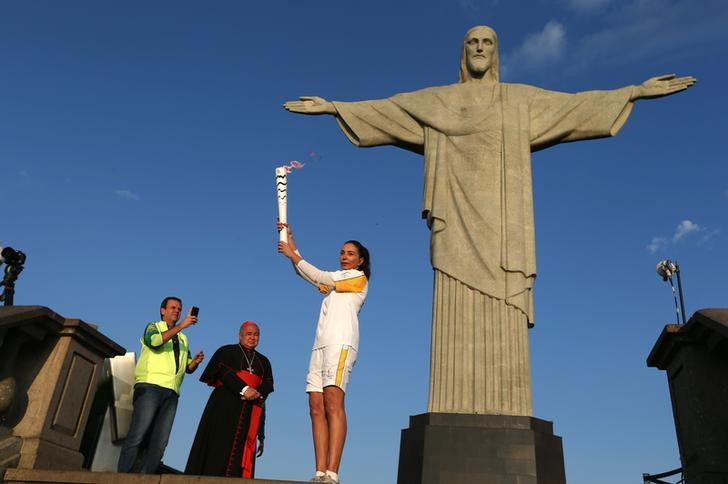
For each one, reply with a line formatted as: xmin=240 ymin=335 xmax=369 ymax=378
xmin=306 ymin=345 xmax=357 ymax=393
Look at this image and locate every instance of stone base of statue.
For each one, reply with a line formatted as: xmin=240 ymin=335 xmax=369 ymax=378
xmin=397 ymin=413 xmax=565 ymax=484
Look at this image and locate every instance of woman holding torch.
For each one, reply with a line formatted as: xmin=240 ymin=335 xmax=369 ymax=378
xmin=277 ymin=223 xmax=370 ymax=484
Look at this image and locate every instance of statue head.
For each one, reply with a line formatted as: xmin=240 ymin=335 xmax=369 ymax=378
xmin=459 ymin=25 xmax=499 ymax=83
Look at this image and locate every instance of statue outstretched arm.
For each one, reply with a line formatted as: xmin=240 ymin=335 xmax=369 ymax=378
xmin=630 ymin=74 xmax=696 ymax=101
xmin=283 ymin=96 xmax=337 ymax=115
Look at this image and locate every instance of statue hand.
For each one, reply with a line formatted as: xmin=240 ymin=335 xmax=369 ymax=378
xmin=632 ymin=74 xmax=696 ymax=100
xmin=283 ymin=96 xmax=336 ymax=115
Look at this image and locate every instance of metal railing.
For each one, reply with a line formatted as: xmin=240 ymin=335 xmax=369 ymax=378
xmin=643 ymin=466 xmax=683 ymax=484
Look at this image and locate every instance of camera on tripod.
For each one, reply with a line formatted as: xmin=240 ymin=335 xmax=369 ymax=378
xmin=1 ymin=246 xmax=27 ymax=306
xmin=1 ymin=246 xmax=27 ymax=266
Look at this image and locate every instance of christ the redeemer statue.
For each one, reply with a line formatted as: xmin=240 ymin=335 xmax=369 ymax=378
xmin=284 ymin=25 xmax=694 ymax=417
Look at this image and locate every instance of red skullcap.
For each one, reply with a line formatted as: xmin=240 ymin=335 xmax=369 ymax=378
xmin=240 ymin=321 xmax=258 ymax=331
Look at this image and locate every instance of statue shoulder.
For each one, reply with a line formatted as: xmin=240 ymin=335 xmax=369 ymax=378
xmin=498 ymin=82 xmax=556 ymax=105
xmin=391 ymin=82 xmax=476 ymax=104
xmin=501 ymin=82 xmax=542 ymax=94
xmin=392 ymin=83 xmax=451 ymax=100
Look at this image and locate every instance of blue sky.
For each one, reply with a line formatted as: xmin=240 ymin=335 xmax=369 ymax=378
xmin=2 ymin=1 xmax=727 ymax=482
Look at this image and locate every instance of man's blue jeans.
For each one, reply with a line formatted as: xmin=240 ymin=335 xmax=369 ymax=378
xmin=117 ymin=383 xmax=179 ymax=473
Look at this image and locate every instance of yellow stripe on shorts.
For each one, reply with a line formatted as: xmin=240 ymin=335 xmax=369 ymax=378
xmin=335 ymin=347 xmax=349 ymax=387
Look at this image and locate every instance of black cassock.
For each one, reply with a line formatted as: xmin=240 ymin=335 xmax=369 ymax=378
xmin=185 ymin=344 xmax=274 ymax=477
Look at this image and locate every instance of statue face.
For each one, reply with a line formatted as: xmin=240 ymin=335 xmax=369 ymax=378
xmin=464 ymin=27 xmax=496 ymax=79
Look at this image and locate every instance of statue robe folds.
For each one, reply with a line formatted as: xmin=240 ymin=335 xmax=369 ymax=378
xmin=333 ymin=82 xmax=633 ymax=415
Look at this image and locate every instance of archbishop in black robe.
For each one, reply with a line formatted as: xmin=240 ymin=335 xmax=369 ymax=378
xmin=185 ymin=343 xmax=273 ymax=477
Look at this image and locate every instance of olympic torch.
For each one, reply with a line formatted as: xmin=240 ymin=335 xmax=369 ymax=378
xmin=275 ymin=167 xmax=288 ymax=242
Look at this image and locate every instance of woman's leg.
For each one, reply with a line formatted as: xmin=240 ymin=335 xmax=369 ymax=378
xmin=322 ymin=385 xmax=346 ymax=473
xmin=309 ymin=391 xmax=328 ymax=473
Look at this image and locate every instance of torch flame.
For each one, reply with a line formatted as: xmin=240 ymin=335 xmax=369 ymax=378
xmin=282 ymin=160 xmax=305 ymax=174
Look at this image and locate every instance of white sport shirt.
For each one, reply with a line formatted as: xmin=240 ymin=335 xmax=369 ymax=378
xmin=295 ymin=259 xmax=368 ymax=350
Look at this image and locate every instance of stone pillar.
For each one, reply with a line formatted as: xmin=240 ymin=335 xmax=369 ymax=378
xmin=0 ymin=306 xmax=125 ymax=474
xmin=647 ymin=308 xmax=728 ymax=484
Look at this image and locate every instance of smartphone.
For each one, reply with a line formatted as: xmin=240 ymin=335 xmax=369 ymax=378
xmin=191 ymin=306 xmax=199 ymax=317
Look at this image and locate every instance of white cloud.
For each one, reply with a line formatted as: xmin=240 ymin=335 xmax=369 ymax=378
xmin=647 ymin=219 xmax=715 ymax=253
xmin=499 ymin=0 xmax=727 ymax=80
xmin=114 ymin=189 xmax=141 ymax=201
xmin=498 ymin=0 xmax=728 ymax=79
xmin=504 ymin=21 xmax=567 ymax=75
xmin=672 ymin=220 xmax=701 ymax=241
xmin=566 ymin=0 xmax=728 ymax=71
xmin=647 ymin=236 xmax=668 ymax=254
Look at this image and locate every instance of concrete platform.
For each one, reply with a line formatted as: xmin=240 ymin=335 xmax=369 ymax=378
xmin=2 ymin=468 xmax=310 ymax=484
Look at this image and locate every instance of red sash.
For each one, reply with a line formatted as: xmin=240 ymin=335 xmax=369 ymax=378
xmin=236 ymin=369 xmax=263 ymax=478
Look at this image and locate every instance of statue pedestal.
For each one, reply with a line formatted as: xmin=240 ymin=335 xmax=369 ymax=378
xmin=0 ymin=306 xmax=124 ymax=475
xmin=397 ymin=413 xmax=565 ymax=484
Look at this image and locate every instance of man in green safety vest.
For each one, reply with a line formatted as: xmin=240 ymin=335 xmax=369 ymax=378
xmin=117 ymin=296 xmax=205 ymax=473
